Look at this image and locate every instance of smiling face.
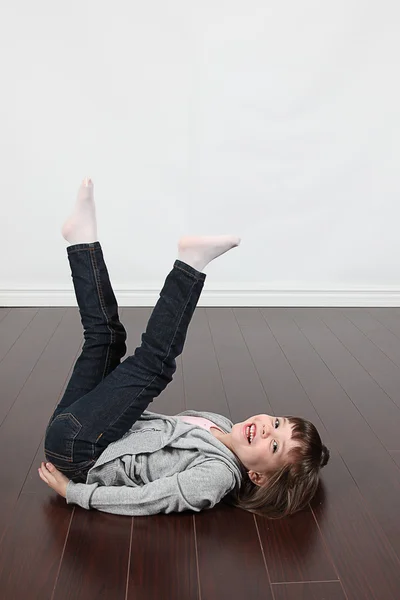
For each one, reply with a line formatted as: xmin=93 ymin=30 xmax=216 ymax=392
xmin=213 ymin=413 xmax=299 ymax=486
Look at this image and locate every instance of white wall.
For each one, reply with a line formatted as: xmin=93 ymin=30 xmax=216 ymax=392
xmin=1 ymin=1 xmax=400 ymax=306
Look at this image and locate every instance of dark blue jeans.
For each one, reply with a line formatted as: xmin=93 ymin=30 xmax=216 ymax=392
xmin=44 ymin=241 xmax=206 ymax=483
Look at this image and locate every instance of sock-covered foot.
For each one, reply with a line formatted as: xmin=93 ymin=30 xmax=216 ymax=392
xmin=61 ymin=177 xmax=98 ymax=245
xmin=178 ymin=235 xmax=241 ymax=272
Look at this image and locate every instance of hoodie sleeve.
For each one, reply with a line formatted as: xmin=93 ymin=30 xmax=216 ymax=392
xmin=66 ymin=461 xmax=235 ymax=516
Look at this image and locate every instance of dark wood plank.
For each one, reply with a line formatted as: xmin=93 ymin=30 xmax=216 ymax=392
xmin=272 ymin=581 xmax=346 ymax=600
xmin=123 ymin=306 xmax=186 ymax=415
xmin=343 ymin=308 xmax=400 ymax=366
xmin=360 ymin=308 xmax=400 ymax=468
xmin=195 ymin=504 xmax=273 ymax=600
xmin=127 ymin=513 xmax=198 ymax=600
xmin=0 ymin=308 xmax=42 ymax=423
xmin=0 ymin=307 xmax=11 ymax=323
xmin=343 ymin=309 xmax=400 ymax=468
xmin=366 ymin=308 xmax=400 ymax=341
xmin=292 ymin=308 xmax=400 ymax=465
xmin=205 ymin=308 xmax=270 ymax=423
xmin=315 ymin=308 xmax=400 ymax=411
xmin=53 ymin=508 xmax=132 ymax=600
xmin=0 ymin=493 xmax=73 ymax=600
xmin=182 ymin=308 xmax=230 ymax=416
xmin=258 ymin=308 xmax=400 ymax=599
xmin=0 ymin=307 xmax=38 ymax=364
xmin=256 ymin=510 xmax=337 ymax=583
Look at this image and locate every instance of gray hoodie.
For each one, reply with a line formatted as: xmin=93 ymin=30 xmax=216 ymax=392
xmin=66 ymin=409 xmax=244 ymax=515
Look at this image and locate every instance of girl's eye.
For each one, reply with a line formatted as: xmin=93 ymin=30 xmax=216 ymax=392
xmin=274 ymin=418 xmax=280 ymax=429
xmin=272 ymin=440 xmax=278 ymax=453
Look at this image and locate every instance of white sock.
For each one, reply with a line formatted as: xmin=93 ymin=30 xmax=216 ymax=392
xmin=178 ymin=235 xmax=241 ymax=272
xmin=61 ymin=177 xmax=98 ymax=245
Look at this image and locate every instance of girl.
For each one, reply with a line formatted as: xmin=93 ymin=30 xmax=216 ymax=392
xmin=39 ymin=178 xmax=329 ymax=519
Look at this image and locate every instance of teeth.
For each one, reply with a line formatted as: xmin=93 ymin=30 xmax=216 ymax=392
xmin=246 ymin=424 xmax=256 ymax=443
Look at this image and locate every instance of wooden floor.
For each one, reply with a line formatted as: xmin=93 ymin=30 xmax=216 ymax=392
xmin=1 ymin=306 xmax=400 ymax=599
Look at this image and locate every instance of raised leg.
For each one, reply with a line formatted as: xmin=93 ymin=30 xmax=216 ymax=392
xmin=49 ymin=242 xmax=127 ymax=422
xmin=48 ymin=178 xmax=127 ymax=424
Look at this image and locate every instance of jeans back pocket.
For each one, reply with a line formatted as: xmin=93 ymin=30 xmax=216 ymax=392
xmin=44 ymin=412 xmax=82 ymax=463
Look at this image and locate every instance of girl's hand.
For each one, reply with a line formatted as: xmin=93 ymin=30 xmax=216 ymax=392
xmin=38 ymin=462 xmax=70 ymax=498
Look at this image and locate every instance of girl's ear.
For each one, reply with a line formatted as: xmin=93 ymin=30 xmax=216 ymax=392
xmin=247 ymin=470 xmax=268 ymax=487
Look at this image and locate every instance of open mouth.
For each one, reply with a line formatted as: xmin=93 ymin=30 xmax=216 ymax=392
xmin=243 ymin=423 xmax=256 ymax=444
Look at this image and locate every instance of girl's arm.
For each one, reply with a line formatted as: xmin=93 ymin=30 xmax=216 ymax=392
xmin=65 ymin=461 xmax=235 ymax=516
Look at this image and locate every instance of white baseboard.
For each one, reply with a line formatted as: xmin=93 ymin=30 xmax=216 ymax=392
xmin=1 ymin=286 xmax=400 ymax=307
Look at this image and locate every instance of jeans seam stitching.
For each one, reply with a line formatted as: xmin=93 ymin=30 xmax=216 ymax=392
xmin=89 ymin=247 xmax=115 ymax=379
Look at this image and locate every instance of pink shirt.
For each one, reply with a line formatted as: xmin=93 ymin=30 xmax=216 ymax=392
xmin=176 ymin=415 xmax=224 ymax=435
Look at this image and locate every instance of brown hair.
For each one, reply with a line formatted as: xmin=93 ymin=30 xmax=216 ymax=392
xmin=223 ymin=416 xmax=330 ymax=519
